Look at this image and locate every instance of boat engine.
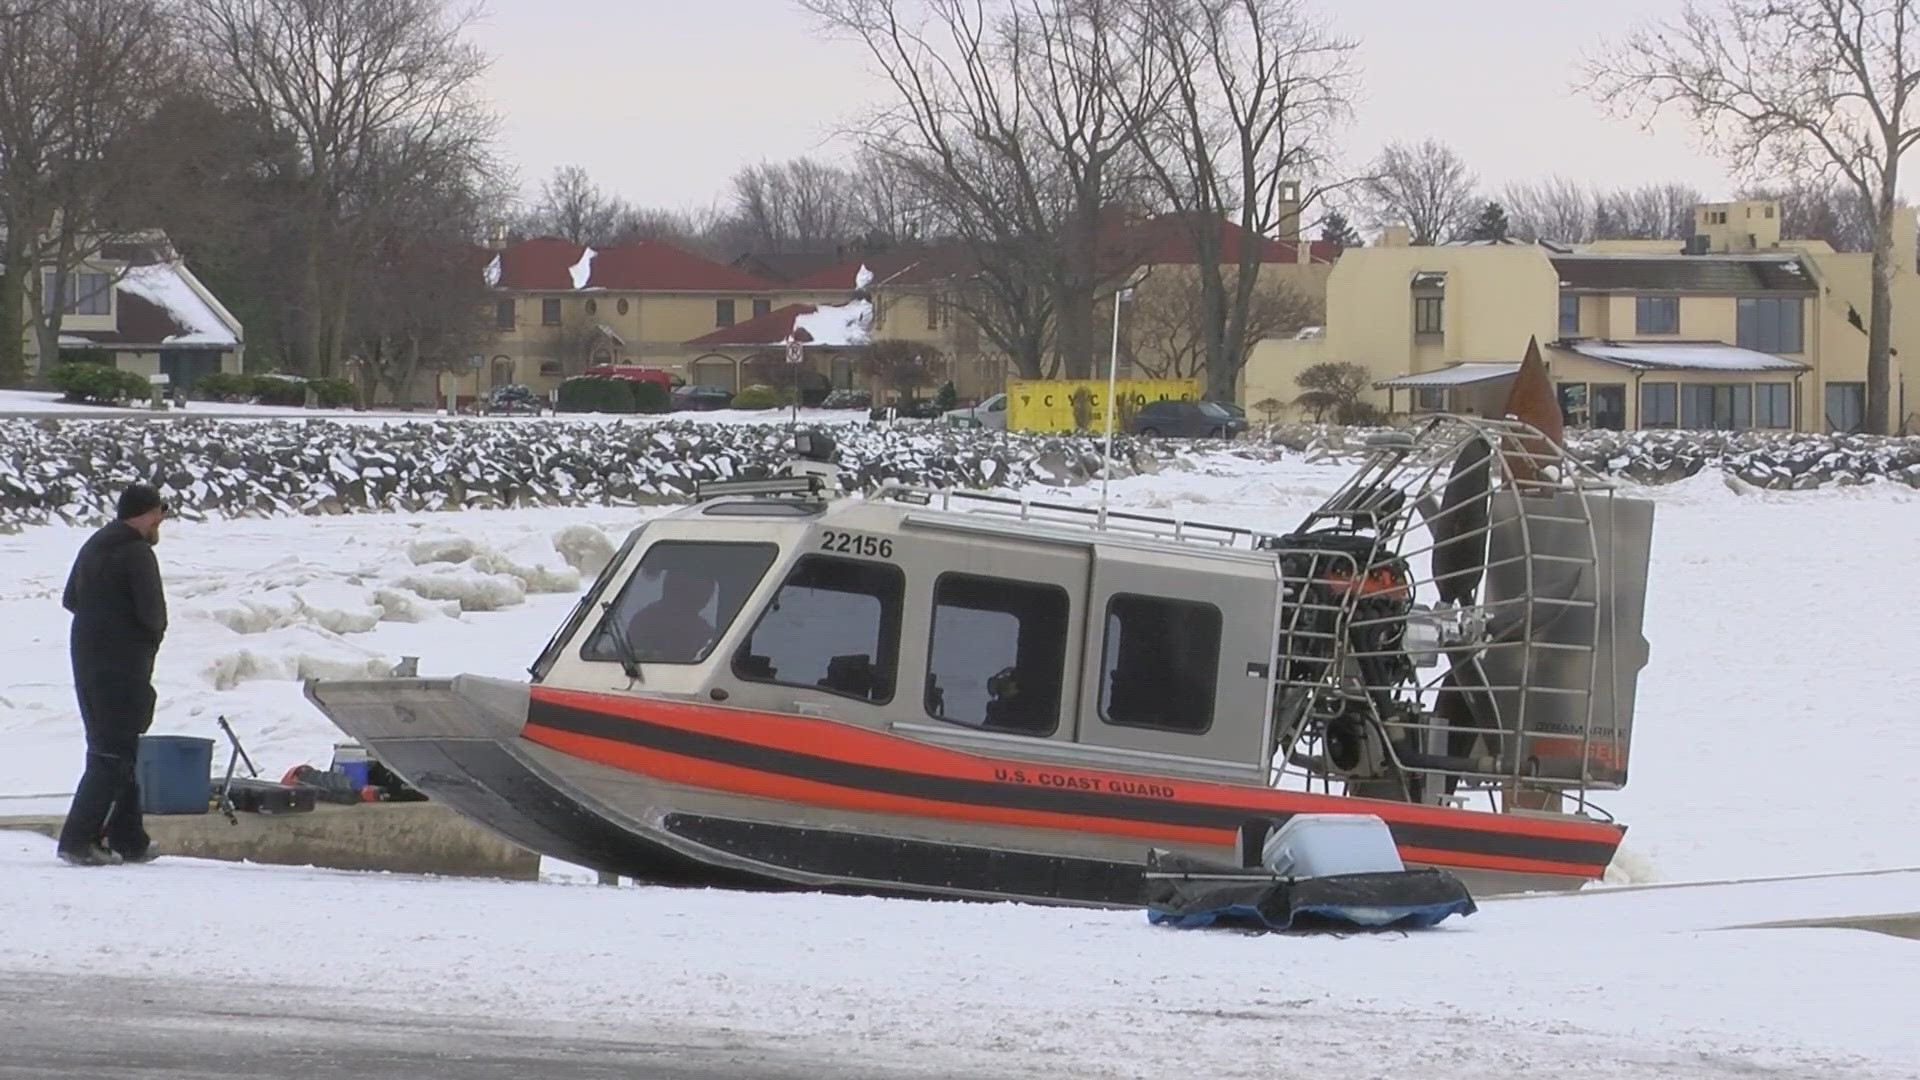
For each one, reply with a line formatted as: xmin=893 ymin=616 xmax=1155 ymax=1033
xmin=1263 ymin=409 xmax=1653 ymax=806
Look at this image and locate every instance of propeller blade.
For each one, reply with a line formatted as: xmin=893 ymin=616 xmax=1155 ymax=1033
xmin=1430 ymin=439 xmax=1491 ymax=605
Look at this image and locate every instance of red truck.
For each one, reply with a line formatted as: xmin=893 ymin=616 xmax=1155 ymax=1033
xmin=583 ymin=364 xmax=680 ymax=389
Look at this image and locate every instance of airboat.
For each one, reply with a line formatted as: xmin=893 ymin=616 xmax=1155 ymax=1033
xmin=307 ymin=388 xmax=1652 ymax=906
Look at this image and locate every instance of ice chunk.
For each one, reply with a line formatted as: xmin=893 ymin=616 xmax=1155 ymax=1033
xmin=552 ymin=524 xmax=616 ymax=578
xmin=392 ymin=569 xmax=527 ymax=612
xmin=407 ymin=535 xmax=477 ymax=565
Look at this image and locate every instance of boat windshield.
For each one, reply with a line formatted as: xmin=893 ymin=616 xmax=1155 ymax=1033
xmin=580 ymin=541 xmax=780 ymax=666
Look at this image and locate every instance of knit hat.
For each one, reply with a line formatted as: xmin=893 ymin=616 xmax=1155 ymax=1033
xmin=116 ymin=483 xmax=168 ymax=521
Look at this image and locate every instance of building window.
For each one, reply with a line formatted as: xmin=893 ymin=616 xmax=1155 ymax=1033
xmin=584 ymin=298 xmax=597 ymax=316
xmin=1592 ymin=384 xmax=1626 ymax=431
xmin=1680 ymin=384 xmax=1752 ymax=430
xmin=495 ymin=299 xmax=515 ymax=330
xmin=927 ymin=293 xmax=944 ymax=330
xmin=1098 ymin=593 xmax=1221 ymax=734
xmin=1414 ymin=387 xmax=1445 ymax=411
xmin=735 ymin=555 xmax=904 ymax=704
xmin=872 ymin=295 xmax=888 ymax=331
xmin=925 ymin=574 xmax=1069 ymax=736
xmin=716 ymin=299 xmax=735 ymax=327
xmin=583 ymin=541 xmax=779 ymax=666
xmin=1824 ymin=382 xmax=1865 ymax=433
xmin=1413 ymin=295 xmax=1444 ymax=335
xmin=539 ymin=359 xmax=563 ymax=377
xmin=1558 ymin=294 xmax=1579 ymax=334
xmin=1635 ymin=296 xmax=1679 ymax=334
xmin=1640 ymin=382 xmax=1677 ymax=429
xmin=752 ymin=297 xmax=771 ymax=319
xmin=617 ymin=298 xmax=630 ymax=316
xmin=1736 ymin=297 xmax=1803 ymax=354
xmin=43 ymin=270 xmax=112 ymax=316
xmin=541 ymin=298 xmax=561 ymax=326
xmin=1755 ymin=382 xmax=1793 ymax=428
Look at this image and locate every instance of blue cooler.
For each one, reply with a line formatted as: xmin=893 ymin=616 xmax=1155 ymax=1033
xmin=136 ymin=735 xmax=215 ymax=815
xmin=331 ymin=741 xmax=370 ymax=787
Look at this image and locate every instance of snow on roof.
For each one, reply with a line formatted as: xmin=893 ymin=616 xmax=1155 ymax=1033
xmin=483 ymin=254 xmax=501 ymax=288
xmin=1565 ymin=341 xmax=1809 ymax=372
xmin=117 ymin=263 xmax=239 ymax=347
xmin=568 ymin=248 xmax=596 ymax=290
xmin=791 ymin=297 xmax=873 ymax=347
xmin=1375 ymin=362 xmax=1520 ymax=388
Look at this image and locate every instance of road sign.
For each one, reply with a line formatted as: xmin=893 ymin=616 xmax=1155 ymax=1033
xmin=785 ymin=338 xmax=804 ymax=365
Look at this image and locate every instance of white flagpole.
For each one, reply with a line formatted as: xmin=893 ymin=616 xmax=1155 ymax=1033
xmin=1099 ymin=286 xmax=1132 ymax=529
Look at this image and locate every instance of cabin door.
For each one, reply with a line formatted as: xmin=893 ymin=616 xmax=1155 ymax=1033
xmin=1075 ymin=547 xmax=1276 ymax=772
xmin=913 ymin=538 xmax=1090 ymax=743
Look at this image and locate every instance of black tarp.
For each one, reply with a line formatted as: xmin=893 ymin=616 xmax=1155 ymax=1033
xmin=1143 ymin=849 xmax=1476 ymax=932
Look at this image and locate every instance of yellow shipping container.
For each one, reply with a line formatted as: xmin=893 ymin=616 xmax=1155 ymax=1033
xmin=1006 ymin=378 xmax=1202 ymax=433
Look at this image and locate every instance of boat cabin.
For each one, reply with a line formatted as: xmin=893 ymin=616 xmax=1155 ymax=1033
xmin=531 ymin=482 xmax=1290 ymax=786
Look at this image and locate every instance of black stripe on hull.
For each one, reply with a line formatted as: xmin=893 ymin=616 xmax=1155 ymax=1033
xmin=664 ymin=813 xmax=1147 ymax=905
xmin=528 ymin=698 xmax=1620 ymax=870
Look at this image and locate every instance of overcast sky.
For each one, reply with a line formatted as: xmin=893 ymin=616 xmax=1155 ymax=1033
xmin=467 ymin=0 xmax=1752 ymax=219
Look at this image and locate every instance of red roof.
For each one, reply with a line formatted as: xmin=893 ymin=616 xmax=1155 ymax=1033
xmin=686 ymin=304 xmax=814 ymax=347
xmin=1121 ymin=216 xmax=1340 ymax=266
xmin=491 ymin=238 xmax=775 ymax=292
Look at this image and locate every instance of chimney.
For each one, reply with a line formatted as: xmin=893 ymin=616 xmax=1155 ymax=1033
xmin=1379 ymin=224 xmax=1412 ymax=248
xmin=1274 ymin=180 xmax=1302 ymax=242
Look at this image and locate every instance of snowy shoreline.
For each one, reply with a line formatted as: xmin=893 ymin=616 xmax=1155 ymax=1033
xmin=5 ymin=414 xmax=1920 ymax=532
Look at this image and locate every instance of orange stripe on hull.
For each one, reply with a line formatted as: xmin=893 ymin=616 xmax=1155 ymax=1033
xmin=526 ymin=721 xmax=1609 ymax=880
xmin=529 ymin=685 xmax=1624 ymax=851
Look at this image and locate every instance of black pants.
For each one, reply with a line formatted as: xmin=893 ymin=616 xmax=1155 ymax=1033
xmin=57 ymin=676 xmax=156 ymax=856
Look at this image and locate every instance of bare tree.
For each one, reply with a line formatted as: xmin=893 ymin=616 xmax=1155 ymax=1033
xmin=1125 ymin=275 xmax=1318 ymax=379
xmin=801 ymin=0 xmax=1150 ymax=379
xmin=0 ymin=0 xmax=179 ymax=385
xmin=1125 ymin=0 xmax=1358 ymax=399
xmin=183 ymin=0 xmax=495 ymax=380
xmin=1585 ymin=0 xmax=1920 ymax=434
xmin=1594 ymin=182 xmax=1704 ymax=240
xmin=1502 ymin=176 xmax=1597 ymax=244
xmin=1361 ymin=139 xmax=1477 ymax=245
xmin=528 ymin=165 xmax=627 ymax=245
xmin=729 ymin=157 xmax=863 ymax=253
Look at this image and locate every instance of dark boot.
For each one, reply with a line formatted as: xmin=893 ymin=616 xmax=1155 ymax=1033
xmin=57 ymin=843 xmax=124 ymax=867
xmin=115 ymin=845 xmax=161 ymax=864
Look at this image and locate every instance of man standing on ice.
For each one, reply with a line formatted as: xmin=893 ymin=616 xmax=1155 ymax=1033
xmin=56 ymin=483 xmax=169 ymax=866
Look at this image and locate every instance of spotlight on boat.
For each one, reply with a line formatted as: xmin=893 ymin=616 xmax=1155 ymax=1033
xmin=793 ymin=429 xmax=837 ymax=463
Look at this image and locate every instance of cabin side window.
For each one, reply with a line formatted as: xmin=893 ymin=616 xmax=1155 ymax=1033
xmin=580 ymin=541 xmax=779 ymax=666
xmin=734 ymin=555 xmax=904 ymax=704
xmin=1098 ymin=593 xmax=1221 ymax=734
xmin=924 ymin=573 xmax=1069 ymax=736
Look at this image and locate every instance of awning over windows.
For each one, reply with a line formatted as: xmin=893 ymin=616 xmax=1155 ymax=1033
xmin=1374 ymin=362 xmax=1520 ymax=389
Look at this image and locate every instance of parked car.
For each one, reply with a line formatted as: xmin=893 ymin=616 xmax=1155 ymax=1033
xmin=869 ymin=398 xmax=946 ymax=421
xmin=1128 ymin=399 xmax=1248 ymax=439
xmin=944 ymin=392 xmax=1008 ymax=430
xmin=671 ymin=384 xmax=735 ymax=411
xmin=821 ymin=388 xmax=873 ymax=410
xmin=484 ymin=383 xmax=543 ymax=415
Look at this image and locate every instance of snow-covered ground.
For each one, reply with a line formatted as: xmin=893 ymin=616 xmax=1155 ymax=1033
xmin=3 ymin=450 xmax=1917 ymax=1077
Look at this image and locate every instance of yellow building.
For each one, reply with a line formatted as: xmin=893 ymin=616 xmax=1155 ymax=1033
xmin=1242 ymin=201 xmax=1920 ymax=433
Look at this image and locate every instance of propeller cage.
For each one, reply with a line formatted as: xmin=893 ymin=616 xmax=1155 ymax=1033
xmin=1266 ymin=416 xmax=1653 ymax=808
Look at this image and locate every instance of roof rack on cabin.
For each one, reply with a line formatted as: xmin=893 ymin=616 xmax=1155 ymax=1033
xmin=875 ymin=487 xmax=1271 ymax=549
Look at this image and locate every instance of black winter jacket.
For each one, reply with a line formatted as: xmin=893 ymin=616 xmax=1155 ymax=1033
xmin=63 ymin=522 xmax=167 ymax=681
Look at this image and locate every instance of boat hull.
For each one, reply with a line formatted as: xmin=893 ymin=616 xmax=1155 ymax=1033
xmin=305 ymin=676 xmax=1624 ymax=905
